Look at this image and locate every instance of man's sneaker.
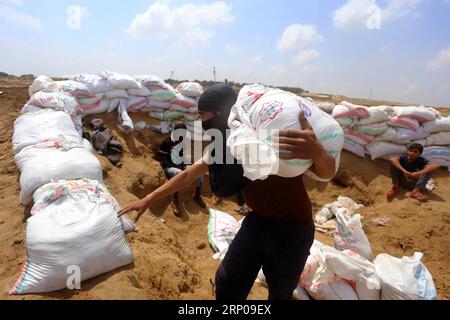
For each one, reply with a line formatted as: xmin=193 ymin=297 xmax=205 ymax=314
xmin=386 ymin=186 xmax=400 ymax=199
xmin=411 ymin=190 xmax=429 ymax=201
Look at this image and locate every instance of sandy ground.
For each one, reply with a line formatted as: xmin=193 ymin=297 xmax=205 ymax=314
xmin=0 ymin=78 xmax=449 ymax=300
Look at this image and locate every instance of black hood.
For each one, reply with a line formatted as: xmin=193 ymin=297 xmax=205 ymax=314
xmin=198 ymin=84 xmax=237 ymax=133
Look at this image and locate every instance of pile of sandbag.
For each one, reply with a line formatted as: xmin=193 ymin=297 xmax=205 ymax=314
xmin=27 ymin=73 xmax=209 ymax=141
xmin=11 ymin=96 xmax=135 ymax=294
xmin=323 ymin=100 xmax=450 ymax=169
xmin=208 ymin=207 xmax=437 ymax=300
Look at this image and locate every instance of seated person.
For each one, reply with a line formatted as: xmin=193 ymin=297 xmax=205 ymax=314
xmin=157 ymin=123 xmax=206 ymax=216
xmin=387 ymin=143 xmax=441 ymax=201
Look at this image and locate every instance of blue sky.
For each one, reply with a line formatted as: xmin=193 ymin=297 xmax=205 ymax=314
xmin=1 ymin=0 xmax=449 ymax=106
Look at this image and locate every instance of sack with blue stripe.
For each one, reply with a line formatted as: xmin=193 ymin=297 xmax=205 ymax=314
xmin=227 ymin=84 xmax=344 ymax=181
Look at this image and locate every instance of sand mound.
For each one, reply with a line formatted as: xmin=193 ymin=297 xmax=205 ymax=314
xmin=0 ymin=82 xmax=448 ymax=300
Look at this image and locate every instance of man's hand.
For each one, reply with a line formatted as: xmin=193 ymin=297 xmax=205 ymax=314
xmin=403 ymin=171 xmax=415 ymax=181
xmin=411 ymin=172 xmax=422 ymax=180
xmin=118 ymin=198 xmax=151 ymax=222
xmin=275 ymin=111 xmax=336 ymax=180
xmin=276 ymin=111 xmax=326 ymax=161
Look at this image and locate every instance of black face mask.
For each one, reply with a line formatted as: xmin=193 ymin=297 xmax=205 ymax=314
xmin=201 ymin=111 xmax=229 ymax=135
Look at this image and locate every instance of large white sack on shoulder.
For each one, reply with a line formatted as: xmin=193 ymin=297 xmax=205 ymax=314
xmin=13 ymin=110 xmax=82 ymax=154
xmin=359 ymin=106 xmax=392 ymax=125
xmin=100 ymin=70 xmax=140 ymax=90
xmin=374 ymin=252 xmax=437 ymax=300
xmin=427 ymin=132 xmax=450 ymax=146
xmin=80 ymin=99 xmax=109 ymax=117
xmin=389 ymin=117 xmax=420 ymax=131
xmin=423 ymin=117 xmax=450 ymax=134
xmin=28 ymin=75 xmax=58 ymax=97
xmin=323 ymin=247 xmax=380 ymax=300
xmin=104 ymin=89 xmax=128 ymax=100
xmin=366 ymin=141 xmax=407 ymax=160
xmin=55 ymin=80 xmax=96 ymax=99
xmin=176 ymin=82 xmax=204 ymax=98
xmin=394 ymin=106 xmax=436 ymax=123
xmin=228 ymin=87 xmax=344 ymax=181
xmin=28 ymin=91 xmax=79 ymax=115
xmin=334 ymin=208 xmax=372 ymax=260
xmin=128 ymin=83 xmax=152 ymax=97
xmin=208 ymin=209 xmax=241 ymax=260
xmin=396 ymin=127 xmax=427 ymax=143
xmin=15 ymin=143 xmax=103 ymax=205
xmin=9 ymin=179 xmax=133 ymax=295
xmin=344 ymin=139 xmax=366 ymax=158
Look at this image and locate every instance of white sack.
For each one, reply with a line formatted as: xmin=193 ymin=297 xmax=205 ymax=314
xmin=423 ymin=117 xmax=450 ymax=134
xmin=100 ymin=70 xmax=140 ymax=90
xmin=28 ymin=75 xmax=58 ymax=97
xmin=374 ymin=253 xmax=437 ymax=300
xmin=228 ymin=84 xmax=344 ymax=181
xmin=366 ymin=141 xmax=407 ymax=160
xmin=176 ymin=82 xmax=204 ymax=98
xmin=13 ymin=109 xmax=82 ymax=154
xmin=9 ymin=179 xmax=133 ymax=295
xmin=15 ymin=142 xmax=103 ymax=205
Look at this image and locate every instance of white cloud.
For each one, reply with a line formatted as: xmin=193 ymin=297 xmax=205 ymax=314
xmin=333 ymin=0 xmax=425 ymax=29
xmin=0 ymin=4 xmax=41 ymax=28
xmin=66 ymin=5 xmax=87 ymax=30
xmin=293 ymin=49 xmax=320 ymax=65
xmin=277 ymin=24 xmax=323 ymax=52
xmin=271 ymin=66 xmax=288 ymax=75
xmin=427 ymin=45 xmax=450 ymax=71
xmin=332 ymin=0 xmax=374 ymax=29
xmin=225 ymin=44 xmax=241 ymax=54
xmin=301 ymin=66 xmax=319 ymax=77
xmin=401 ymin=83 xmax=420 ymax=97
xmin=126 ymin=1 xmax=234 ymax=47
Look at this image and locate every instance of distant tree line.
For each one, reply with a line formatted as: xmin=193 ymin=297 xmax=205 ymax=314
xmin=0 ymin=72 xmax=35 ymax=78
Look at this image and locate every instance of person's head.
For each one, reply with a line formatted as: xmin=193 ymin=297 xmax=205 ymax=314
xmin=407 ymin=143 xmax=424 ymax=161
xmin=198 ymin=84 xmax=238 ymax=133
xmin=171 ymin=123 xmax=188 ymax=143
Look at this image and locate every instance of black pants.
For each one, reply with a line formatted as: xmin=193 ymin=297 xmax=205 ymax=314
xmin=215 ymin=212 xmax=315 ymax=300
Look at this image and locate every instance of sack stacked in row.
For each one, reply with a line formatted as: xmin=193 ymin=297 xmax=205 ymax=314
xmin=329 ymin=101 xmax=450 ymax=168
xmin=11 ymin=107 xmax=134 ymax=294
xmin=208 ymin=208 xmax=436 ymax=300
xmin=27 ymin=74 xmax=209 ymax=140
